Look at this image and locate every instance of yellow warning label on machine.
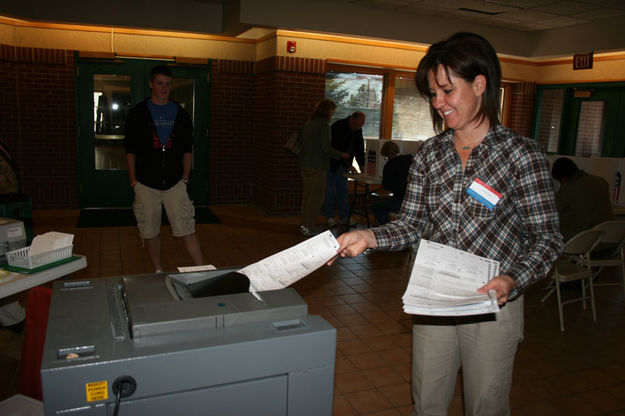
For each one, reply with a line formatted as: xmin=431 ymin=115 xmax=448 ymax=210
xmin=85 ymin=380 xmax=109 ymax=402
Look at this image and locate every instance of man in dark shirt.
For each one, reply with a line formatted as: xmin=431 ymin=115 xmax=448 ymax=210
xmin=372 ymin=140 xmax=416 ymax=225
xmin=551 ymin=157 xmax=613 ymax=241
xmin=124 ymin=65 xmax=204 ymax=272
xmin=323 ymin=111 xmax=365 ymax=226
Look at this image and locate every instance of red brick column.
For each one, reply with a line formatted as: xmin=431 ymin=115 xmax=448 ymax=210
xmin=0 ymin=45 xmax=77 ymax=208
xmin=209 ymin=59 xmax=255 ymax=204
xmin=253 ymin=56 xmax=327 ymax=215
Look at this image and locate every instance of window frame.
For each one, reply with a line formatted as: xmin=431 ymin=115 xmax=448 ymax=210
xmin=327 ymin=62 xmax=513 ymax=141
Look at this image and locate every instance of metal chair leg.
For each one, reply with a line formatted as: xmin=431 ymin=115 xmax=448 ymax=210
xmin=555 ymin=275 xmax=565 ymax=331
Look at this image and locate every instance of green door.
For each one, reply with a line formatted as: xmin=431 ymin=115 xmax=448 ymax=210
xmin=77 ymin=59 xmax=210 ymax=207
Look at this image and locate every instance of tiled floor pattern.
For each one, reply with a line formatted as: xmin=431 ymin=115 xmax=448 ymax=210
xmin=1 ymin=205 xmax=625 ymax=415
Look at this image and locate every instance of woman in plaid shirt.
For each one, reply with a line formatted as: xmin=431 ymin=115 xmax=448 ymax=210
xmin=330 ymin=32 xmax=563 ymax=415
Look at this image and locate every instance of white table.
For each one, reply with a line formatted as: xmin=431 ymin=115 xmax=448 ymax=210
xmin=345 ymin=174 xmax=382 ymax=229
xmin=0 ymin=255 xmax=87 ymax=299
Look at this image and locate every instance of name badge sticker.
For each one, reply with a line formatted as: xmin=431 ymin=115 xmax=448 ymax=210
xmin=466 ymin=178 xmax=501 ymax=210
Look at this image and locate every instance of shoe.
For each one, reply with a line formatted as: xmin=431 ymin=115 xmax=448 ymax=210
xmin=327 ymin=218 xmax=337 ymax=227
xmin=300 ymin=225 xmax=323 ymax=237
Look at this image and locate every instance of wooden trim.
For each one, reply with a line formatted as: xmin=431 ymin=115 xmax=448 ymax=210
xmin=276 ymin=29 xmax=429 ymax=52
xmin=0 ymin=14 xmax=255 ymax=43
xmin=500 ymin=82 xmax=514 ymax=127
xmin=78 ymin=51 xmax=115 ymax=59
xmin=175 ymin=56 xmax=209 ymax=65
xmin=537 ymin=78 xmax=625 ymax=85
xmin=380 ymin=74 xmax=394 ymax=138
xmin=115 ymin=53 xmax=174 ymax=61
xmin=328 ymin=59 xmax=417 ymax=72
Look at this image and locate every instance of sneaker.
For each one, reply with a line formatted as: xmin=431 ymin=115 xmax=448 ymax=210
xmin=301 ymin=225 xmax=324 ymax=236
xmin=327 ymin=218 xmax=337 ymax=227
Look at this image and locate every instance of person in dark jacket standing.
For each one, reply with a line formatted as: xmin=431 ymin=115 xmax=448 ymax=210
xmin=124 ymin=65 xmax=204 ymax=272
xmin=323 ymin=111 xmax=366 ymax=227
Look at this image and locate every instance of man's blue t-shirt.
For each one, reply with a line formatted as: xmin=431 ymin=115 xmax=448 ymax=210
xmin=147 ymin=100 xmax=178 ymax=146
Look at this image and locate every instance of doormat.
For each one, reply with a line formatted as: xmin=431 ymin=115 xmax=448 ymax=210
xmin=77 ymin=207 xmax=220 ymax=228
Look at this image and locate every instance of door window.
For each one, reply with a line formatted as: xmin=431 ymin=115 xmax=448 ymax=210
xmin=575 ymin=101 xmax=605 ymax=157
xmin=535 ymin=89 xmax=564 ymax=153
xmin=93 ymin=74 xmax=131 ymax=170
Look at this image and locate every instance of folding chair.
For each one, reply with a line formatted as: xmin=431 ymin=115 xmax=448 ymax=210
xmin=589 ymin=220 xmax=625 ymax=295
xmin=541 ymin=229 xmax=604 ymax=331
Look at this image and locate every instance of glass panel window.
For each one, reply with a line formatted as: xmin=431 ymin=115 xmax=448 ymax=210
xmin=170 ymin=77 xmax=195 ymax=167
xmin=575 ymin=101 xmax=605 ymax=157
xmin=325 ymin=71 xmax=383 ymax=139
xmin=392 ymin=76 xmax=435 ymax=141
xmin=170 ymin=78 xmax=195 ymax=124
xmin=536 ymin=89 xmax=564 ymax=153
xmin=93 ymin=74 xmax=131 ymax=170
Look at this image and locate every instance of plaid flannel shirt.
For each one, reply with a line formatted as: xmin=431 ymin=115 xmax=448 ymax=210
xmin=372 ymin=124 xmax=564 ymax=300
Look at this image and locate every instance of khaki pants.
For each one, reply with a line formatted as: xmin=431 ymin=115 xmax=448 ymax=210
xmin=411 ymin=296 xmax=524 ymax=416
xmin=133 ymin=181 xmax=195 ymax=239
xmin=300 ymin=165 xmax=327 ymax=229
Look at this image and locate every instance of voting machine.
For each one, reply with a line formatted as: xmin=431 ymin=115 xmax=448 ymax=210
xmin=40 ymin=269 xmax=336 ymax=415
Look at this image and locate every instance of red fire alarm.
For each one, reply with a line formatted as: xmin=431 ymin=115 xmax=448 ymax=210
xmin=287 ymin=41 xmax=296 ymax=53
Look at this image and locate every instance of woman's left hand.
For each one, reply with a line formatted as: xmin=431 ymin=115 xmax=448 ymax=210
xmin=477 ymin=275 xmax=516 ymax=305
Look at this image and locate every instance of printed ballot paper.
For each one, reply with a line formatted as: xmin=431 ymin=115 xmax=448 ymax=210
xmin=239 ymin=230 xmax=340 ymax=294
xmin=402 ymin=239 xmax=500 ymax=316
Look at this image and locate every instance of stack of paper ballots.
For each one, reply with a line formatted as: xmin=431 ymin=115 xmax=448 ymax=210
xmin=401 ymin=239 xmax=500 ymax=316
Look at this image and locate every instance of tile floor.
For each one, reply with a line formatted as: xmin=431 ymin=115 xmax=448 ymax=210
xmin=1 ymin=205 xmax=625 ymax=415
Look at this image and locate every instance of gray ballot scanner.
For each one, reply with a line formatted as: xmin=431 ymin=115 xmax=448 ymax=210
xmin=40 ymin=268 xmax=336 ymax=415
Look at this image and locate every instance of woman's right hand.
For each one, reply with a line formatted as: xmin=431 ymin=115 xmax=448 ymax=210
xmin=328 ymin=230 xmax=377 ymax=265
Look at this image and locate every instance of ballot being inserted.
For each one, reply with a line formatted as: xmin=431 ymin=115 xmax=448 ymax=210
xmin=402 ymin=239 xmax=500 ymax=316
xmin=239 ymin=230 xmax=340 ymax=294
xmin=28 ymin=232 xmax=74 ymax=257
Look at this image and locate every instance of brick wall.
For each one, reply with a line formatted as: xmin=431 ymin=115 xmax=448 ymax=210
xmin=0 ymin=45 xmax=77 ymax=209
xmin=508 ymin=81 xmax=536 ymax=138
xmin=253 ymin=57 xmax=327 ymax=215
xmin=0 ymin=46 xmax=328 ymax=214
xmin=209 ymin=59 xmax=255 ymax=204
xmin=0 ymin=45 xmax=546 ymax=214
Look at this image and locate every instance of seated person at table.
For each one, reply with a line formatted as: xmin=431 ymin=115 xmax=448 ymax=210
xmin=551 ymin=157 xmax=613 ymax=240
xmin=371 ymin=140 xmax=417 ymax=225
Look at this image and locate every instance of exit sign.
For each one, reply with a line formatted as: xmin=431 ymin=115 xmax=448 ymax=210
xmin=573 ymin=52 xmax=593 ymax=70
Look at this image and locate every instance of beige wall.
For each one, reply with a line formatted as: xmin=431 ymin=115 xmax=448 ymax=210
xmin=2 ymin=15 xmax=625 ymax=85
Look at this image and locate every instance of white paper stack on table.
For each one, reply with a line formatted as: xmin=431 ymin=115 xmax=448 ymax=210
xmin=402 ymin=239 xmax=500 ymax=316
xmin=28 ymin=232 xmax=74 ymax=256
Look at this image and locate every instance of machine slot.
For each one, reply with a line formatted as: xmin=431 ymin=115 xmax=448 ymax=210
xmin=273 ymin=319 xmax=306 ymax=331
xmin=57 ymin=345 xmax=95 ymax=360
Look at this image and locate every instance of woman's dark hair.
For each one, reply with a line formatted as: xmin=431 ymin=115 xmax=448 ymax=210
xmin=551 ymin=157 xmax=579 ymax=181
xmin=313 ymin=99 xmax=337 ymax=122
xmin=415 ymin=32 xmax=501 ymax=133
